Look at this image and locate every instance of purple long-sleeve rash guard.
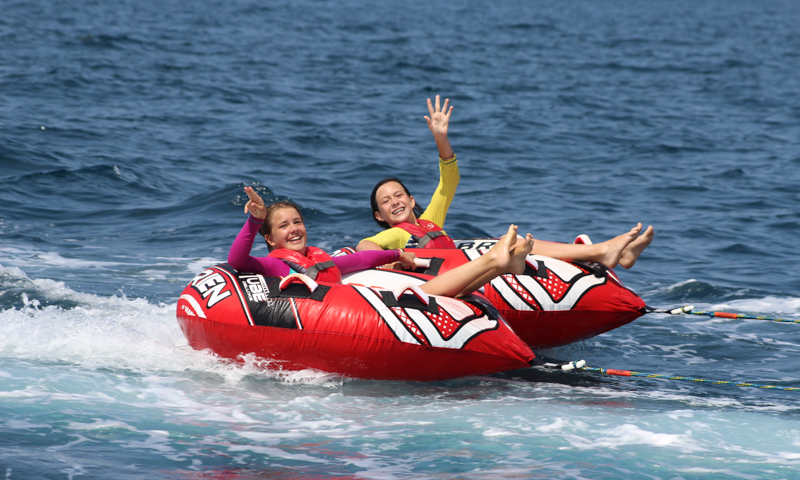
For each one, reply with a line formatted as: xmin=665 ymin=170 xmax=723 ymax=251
xmin=227 ymin=215 xmax=400 ymax=278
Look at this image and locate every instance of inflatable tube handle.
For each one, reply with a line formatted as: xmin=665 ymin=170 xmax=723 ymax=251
xmin=279 ymin=273 xmax=319 ymax=293
xmin=573 ymin=234 xmax=593 ymax=245
xmin=414 ymin=258 xmax=432 ymax=268
xmin=393 ymin=283 xmax=430 ymax=306
xmin=525 ymin=257 xmax=539 ymax=272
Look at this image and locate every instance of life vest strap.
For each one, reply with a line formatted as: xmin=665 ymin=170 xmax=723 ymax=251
xmin=394 ymin=220 xmax=456 ymax=249
xmin=416 ymin=230 xmax=448 ymax=249
xmin=305 ymin=260 xmax=336 ymax=281
xmin=268 ymin=247 xmax=342 ymax=284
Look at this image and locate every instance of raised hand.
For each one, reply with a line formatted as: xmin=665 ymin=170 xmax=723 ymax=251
xmin=243 ymin=186 xmax=267 ymax=220
xmin=424 ymin=95 xmax=453 ymax=139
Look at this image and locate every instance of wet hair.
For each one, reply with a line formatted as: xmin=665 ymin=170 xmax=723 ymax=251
xmin=370 ymin=177 xmax=425 ymax=230
xmin=258 ymin=201 xmax=304 ymax=251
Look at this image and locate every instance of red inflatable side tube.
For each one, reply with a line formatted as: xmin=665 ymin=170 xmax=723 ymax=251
xmin=176 ymin=264 xmax=534 ymax=381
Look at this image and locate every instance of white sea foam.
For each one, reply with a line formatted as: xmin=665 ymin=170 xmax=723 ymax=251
xmin=536 ymin=417 xmax=580 ymax=433
xmin=0 ymin=295 xmax=188 ymax=372
xmin=5 ymin=420 xmax=50 ymax=430
xmin=236 ymin=353 xmax=346 ymax=386
xmin=571 ymin=423 xmax=703 ymax=451
xmin=235 ymin=430 xmax=309 ymax=444
xmin=661 ymin=278 xmax=700 ymax=290
xmin=225 ymin=445 xmax=329 ymax=463
xmin=113 ymin=429 xmax=179 ymax=456
xmin=666 ymin=410 xmax=694 ymax=419
xmin=185 ymin=257 xmax=224 ymax=274
xmin=64 ymin=420 xmax=185 ymax=459
xmin=673 ymin=468 xmax=761 ymax=480
xmin=0 ymin=247 xmax=125 ymax=270
xmin=0 ymin=264 xmax=352 ymax=387
xmin=65 ymin=419 xmax=137 ymax=432
xmin=35 ymin=251 xmax=124 ymax=269
xmin=649 ymin=279 xmax=800 ymax=318
xmin=482 ymin=427 xmax=517 ymax=437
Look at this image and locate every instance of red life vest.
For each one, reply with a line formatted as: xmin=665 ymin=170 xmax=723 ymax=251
xmin=393 ymin=220 xmax=456 ymax=249
xmin=268 ymin=246 xmax=343 ymax=283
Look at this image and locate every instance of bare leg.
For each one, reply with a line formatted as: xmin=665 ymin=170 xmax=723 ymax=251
xmin=453 ymin=233 xmax=535 ymax=296
xmin=419 ymin=226 xmax=533 ymax=297
xmin=528 ymin=224 xmax=642 ymax=269
xmin=619 ymin=225 xmax=654 ymax=269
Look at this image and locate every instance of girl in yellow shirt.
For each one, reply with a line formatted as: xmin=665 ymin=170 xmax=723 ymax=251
xmin=357 ymin=95 xmax=654 ymax=270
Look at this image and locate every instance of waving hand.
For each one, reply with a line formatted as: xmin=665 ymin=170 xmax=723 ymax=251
xmin=243 ymin=186 xmax=267 ymax=220
xmin=424 ymin=95 xmax=455 ymax=160
xmin=424 ymin=95 xmax=453 ymax=138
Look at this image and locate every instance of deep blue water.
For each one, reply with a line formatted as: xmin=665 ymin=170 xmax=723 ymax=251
xmin=3 ymin=0 xmax=800 ymax=478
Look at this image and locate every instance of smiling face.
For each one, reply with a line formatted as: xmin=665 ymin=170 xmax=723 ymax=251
xmin=373 ymin=181 xmax=417 ymax=227
xmin=264 ymin=206 xmax=307 ymax=253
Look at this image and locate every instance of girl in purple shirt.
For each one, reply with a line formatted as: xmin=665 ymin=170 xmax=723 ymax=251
xmin=229 ymin=187 xmax=534 ymax=298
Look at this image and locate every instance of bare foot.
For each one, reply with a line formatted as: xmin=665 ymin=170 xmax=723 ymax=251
xmin=508 ymin=233 xmax=534 ymax=275
xmin=484 ymin=224 xmax=519 ymax=270
xmin=596 ymin=223 xmax=641 ymax=269
xmin=619 ymin=225 xmax=654 ymax=269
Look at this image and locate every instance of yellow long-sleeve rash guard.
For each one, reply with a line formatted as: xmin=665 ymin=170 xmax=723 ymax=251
xmin=361 ymin=156 xmax=459 ymax=250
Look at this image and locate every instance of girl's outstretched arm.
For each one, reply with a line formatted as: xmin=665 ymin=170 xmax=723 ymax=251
xmin=227 ymin=215 xmax=291 ymax=277
xmin=332 ymin=249 xmax=402 ymax=274
xmin=227 ymin=187 xmax=289 ymax=277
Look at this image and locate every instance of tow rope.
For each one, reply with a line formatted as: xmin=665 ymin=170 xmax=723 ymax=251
xmin=527 ymin=305 xmax=800 ymax=392
xmin=645 ymin=305 xmax=800 ymax=324
xmin=538 ymin=360 xmax=800 ymax=392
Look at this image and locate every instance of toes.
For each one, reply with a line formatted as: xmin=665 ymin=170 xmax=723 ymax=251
xmin=525 ymin=234 xmax=534 ymax=253
xmin=501 ymin=225 xmax=519 ymax=248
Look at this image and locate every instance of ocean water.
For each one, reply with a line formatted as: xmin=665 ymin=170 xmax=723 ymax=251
xmin=2 ymin=0 xmax=800 ymax=478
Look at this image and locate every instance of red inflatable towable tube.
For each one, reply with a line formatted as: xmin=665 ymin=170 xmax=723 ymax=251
xmin=336 ymin=240 xmax=646 ymax=349
xmin=176 ymin=264 xmax=534 ymax=381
